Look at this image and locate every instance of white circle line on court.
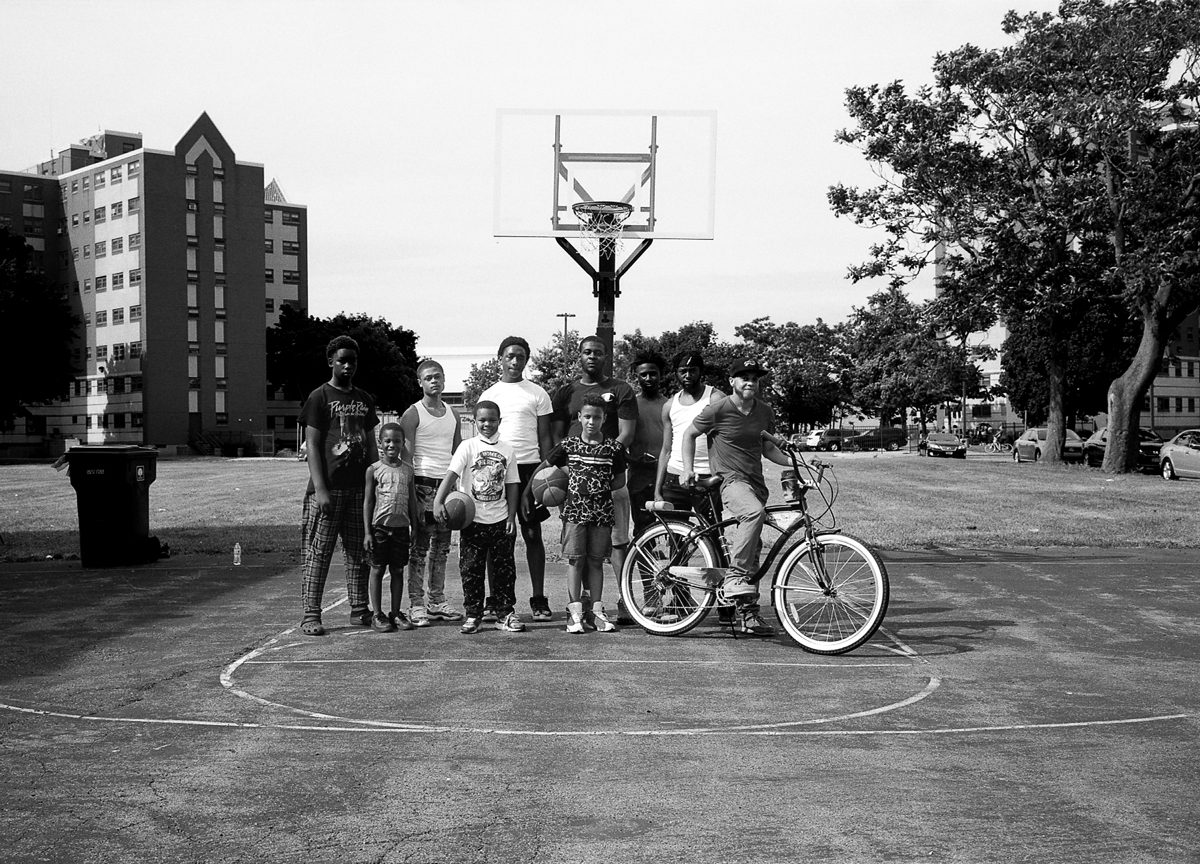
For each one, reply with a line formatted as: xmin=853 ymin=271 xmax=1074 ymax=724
xmin=0 ymin=699 xmax=1190 ymax=737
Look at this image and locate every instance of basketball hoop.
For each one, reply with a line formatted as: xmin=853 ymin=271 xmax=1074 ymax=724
xmin=572 ymin=201 xmax=633 ymax=257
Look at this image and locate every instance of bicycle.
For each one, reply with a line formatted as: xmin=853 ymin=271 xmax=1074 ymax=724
xmin=984 ymin=440 xmax=1013 ymax=454
xmin=617 ymin=434 xmax=889 ymax=654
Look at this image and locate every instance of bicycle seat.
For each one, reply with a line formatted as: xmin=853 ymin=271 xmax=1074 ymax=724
xmin=690 ymin=475 xmax=723 ymax=491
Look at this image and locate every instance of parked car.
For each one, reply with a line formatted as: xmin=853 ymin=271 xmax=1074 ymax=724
xmin=804 ymin=428 xmax=861 ymax=451
xmin=920 ymin=432 xmax=967 ymax=459
xmin=1013 ymin=428 xmax=1084 ymax=463
xmin=847 ymin=426 xmax=909 ymax=452
xmin=1159 ymin=429 xmax=1200 ymax=480
xmin=1082 ymin=427 xmax=1163 ymax=472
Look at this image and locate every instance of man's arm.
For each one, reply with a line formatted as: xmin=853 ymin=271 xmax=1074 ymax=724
xmin=398 ymin=405 xmax=419 ymax=468
xmin=504 ymin=481 xmax=520 ymax=536
xmin=362 ymin=465 xmax=377 ymax=552
xmin=654 ymin=401 xmax=674 ymax=500
xmin=306 ymin=425 xmax=331 ymax=515
xmin=616 ymin=416 xmax=636 ymax=449
xmin=762 ymin=440 xmax=792 ymax=468
xmin=680 ymin=423 xmax=701 ymax=485
xmin=431 ymin=470 xmax=460 ymax=524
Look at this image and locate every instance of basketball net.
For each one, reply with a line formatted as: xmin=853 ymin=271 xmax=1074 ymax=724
xmin=573 ymin=201 xmax=633 ymax=258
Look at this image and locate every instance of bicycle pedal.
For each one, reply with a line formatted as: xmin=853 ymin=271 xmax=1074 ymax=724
xmin=667 ymin=566 xmax=727 ymax=588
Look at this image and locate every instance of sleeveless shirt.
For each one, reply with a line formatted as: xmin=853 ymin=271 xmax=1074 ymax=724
xmin=411 ymin=401 xmax=457 ymax=479
xmin=667 ymin=385 xmax=713 ymax=475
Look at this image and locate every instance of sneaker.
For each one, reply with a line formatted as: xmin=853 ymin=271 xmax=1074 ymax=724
xmin=738 ymin=612 xmax=775 ymax=637
xmin=481 ymin=600 xmax=498 ymax=623
xmin=426 ymin=602 xmax=464 ymax=622
xmin=460 ymin=617 xmax=482 ymax=635
xmin=495 ymin=612 xmax=526 ymax=633
xmin=389 ymin=610 xmax=415 ymax=631
xmin=409 ymin=606 xmax=432 ymax=628
xmin=349 ymin=609 xmax=372 ymax=627
xmin=592 ymin=604 xmax=618 ymax=633
xmin=722 ymin=575 xmax=758 ymax=598
xmin=372 ymin=612 xmax=396 ymax=633
xmin=566 ymin=601 xmax=586 ymax=634
xmin=615 ymin=596 xmax=635 ymax=625
xmin=529 ymin=595 xmax=553 ymax=621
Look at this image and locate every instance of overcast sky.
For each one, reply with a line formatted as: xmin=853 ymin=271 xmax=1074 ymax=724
xmin=3 ymin=0 xmax=1059 ymax=353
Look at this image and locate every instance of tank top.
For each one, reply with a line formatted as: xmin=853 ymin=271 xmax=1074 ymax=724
xmin=667 ymin=385 xmax=713 ymax=475
xmin=411 ymin=400 xmax=456 ymax=479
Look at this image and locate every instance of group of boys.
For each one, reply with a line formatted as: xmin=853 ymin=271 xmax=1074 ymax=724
xmin=298 ymin=331 xmax=790 ymax=639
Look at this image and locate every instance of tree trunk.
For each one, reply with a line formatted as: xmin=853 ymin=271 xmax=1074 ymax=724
xmin=1042 ymin=355 xmax=1067 ymax=463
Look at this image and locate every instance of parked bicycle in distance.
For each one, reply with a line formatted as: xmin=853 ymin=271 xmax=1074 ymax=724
xmin=618 ymin=434 xmax=890 ymax=655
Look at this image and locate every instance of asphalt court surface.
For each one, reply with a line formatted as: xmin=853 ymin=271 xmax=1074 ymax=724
xmin=1 ymin=546 xmax=1197 ymax=862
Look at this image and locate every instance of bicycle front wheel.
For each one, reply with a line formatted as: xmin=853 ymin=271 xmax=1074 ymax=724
xmin=619 ymin=521 xmax=719 ymax=636
xmin=772 ymin=533 xmax=888 ymax=654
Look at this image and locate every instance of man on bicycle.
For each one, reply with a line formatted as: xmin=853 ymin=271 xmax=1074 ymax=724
xmin=680 ymin=357 xmax=792 ymax=636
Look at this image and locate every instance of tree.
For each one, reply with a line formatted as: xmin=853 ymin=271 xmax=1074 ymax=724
xmin=0 ymin=228 xmax=78 ymax=423
xmin=733 ymin=316 xmax=850 ymax=428
xmin=615 ymin=321 xmax=738 ymax=394
xmin=462 ymin=358 xmax=501 ymax=411
xmin=529 ymin=328 xmax=582 ymax=395
xmin=830 ymin=0 xmax=1200 ymax=471
xmin=266 ymin=307 xmax=420 ymax=411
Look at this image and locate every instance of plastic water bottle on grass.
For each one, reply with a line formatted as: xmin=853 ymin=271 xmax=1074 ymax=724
xmin=233 ymin=543 xmax=242 ymax=566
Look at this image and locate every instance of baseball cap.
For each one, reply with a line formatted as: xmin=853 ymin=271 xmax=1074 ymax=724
xmin=730 ymin=357 xmax=769 ymax=377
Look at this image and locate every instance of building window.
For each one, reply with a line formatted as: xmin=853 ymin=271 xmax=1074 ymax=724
xmin=283 ymin=270 xmax=300 ymax=285
xmin=214 ymin=249 xmax=224 ymax=273
xmin=111 ymin=202 xmax=123 ymax=220
xmin=86 ymin=416 xmax=93 ymax=429
xmin=130 ymin=305 xmax=142 ymax=321
xmin=95 ymin=275 xmax=107 ymax=292
xmin=128 ymin=196 xmax=140 ymax=213
xmin=113 ymin=413 xmax=126 ymax=430
xmin=129 ymin=341 xmax=142 ymax=357
xmin=215 ymin=356 xmax=226 ymax=378
xmin=82 ymin=176 xmax=90 ymax=191
xmin=22 ymin=217 xmax=44 ymax=236
xmin=265 ymin=297 xmax=275 ymax=313
xmin=188 ymin=355 xmax=199 ymax=377
xmin=186 ymin=247 xmax=197 ymax=271
xmin=129 ymin=268 xmax=141 ymax=286
xmin=214 ymin=285 xmax=225 ymax=309
xmin=264 ymin=208 xmax=273 ymax=223
xmin=71 ymin=179 xmax=79 ymax=194
xmin=110 ymin=166 xmax=123 ymax=184
xmin=24 ymin=184 xmax=43 ymax=202
xmin=127 ymin=159 xmax=140 ymax=177
xmin=73 ymin=247 xmax=80 ymax=261
xmin=282 ymin=240 xmax=301 ymax=255
xmin=0 ymin=179 xmax=10 ymax=194
xmin=188 ymin=391 xmax=199 ymax=413
xmin=96 ymin=344 xmax=108 ymax=360
xmin=213 ymin=179 xmax=223 ymax=204
xmin=129 ymin=232 xmax=140 ymax=249
xmin=1176 ymin=397 xmax=1184 ymax=413
xmin=83 ymin=278 xmax=91 ymax=293
xmin=215 ymin=391 xmax=226 ymax=414
xmin=111 ymin=237 xmax=124 ymax=255
xmin=83 ymin=209 xmax=90 ymax=224
xmin=112 ymin=342 xmax=126 ymax=360
xmin=83 ymin=244 xmax=91 ymax=259
xmin=112 ymin=308 xmax=125 ymax=325
xmin=94 ymin=171 xmax=105 ymax=189
xmin=1189 ymin=397 xmax=1196 ymax=414
xmin=94 ymin=206 xmax=106 ymax=224
xmin=214 ymin=320 xmax=225 ymax=343
xmin=96 ymin=311 xmax=108 ymax=327
xmin=1158 ymin=396 xmax=1170 ymax=413
xmin=213 ymin=214 xmax=224 ymax=239
xmin=186 ymin=211 xmax=196 ymax=237
xmin=187 ymin=284 xmax=198 ymax=308
xmin=187 ymin=319 xmax=198 ymax=341
xmin=265 ymin=238 xmax=274 ymax=253
xmin=185 ymin=176 xmax=196 ymax=200
xmin=282 ymin=210 xmax=301 ymax=226
xmin=132 ymin=412 xmax=142 ymax=427
xmin=84 ymin=312 xmax=91 ymax=326
xmin=71 ymin=213 xmax=79 ymax=227
xmin=112 ymin=273 xmax=124 ymax=289
xmin=265 ymin=268 xmax=274 ymax=282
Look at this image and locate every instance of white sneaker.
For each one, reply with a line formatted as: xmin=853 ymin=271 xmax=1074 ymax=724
xmin=425 ymin=602 xmax=464 ymax=622
xmin=592 ymin=603 xmax=618 ymax=633
xmin=408 ymin=606 xmax=432 ymax=628
xmin=566 ymin=601 xmax=586 ymax=634
xmin=495 ymin=612 xmax=526 ymax=632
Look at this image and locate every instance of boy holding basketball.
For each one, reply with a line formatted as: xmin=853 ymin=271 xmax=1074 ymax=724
xmin=363 ymin=423 xmax=420 ymax=633
xmin=539 ymin=393 xmax=628 ymax=633
xmin=432 ymin=400 xmax=524 ymax=634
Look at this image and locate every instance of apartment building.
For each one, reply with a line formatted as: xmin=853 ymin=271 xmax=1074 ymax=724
xmin=0 ymin=113 xmax=307 ymax=455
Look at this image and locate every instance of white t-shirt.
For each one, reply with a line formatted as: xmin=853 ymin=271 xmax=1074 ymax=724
xmin=448 ymin=435 xmax=519 ymax=525
xmin=478 ymin=378 xmax=552 ymax=465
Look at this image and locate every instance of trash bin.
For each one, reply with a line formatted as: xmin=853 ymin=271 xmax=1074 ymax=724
xmin=66 ymin=445 xmax=159 ymax=567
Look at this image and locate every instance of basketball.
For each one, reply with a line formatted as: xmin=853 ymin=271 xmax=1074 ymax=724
xmin=530 ymin=465 xmax=569 ymax=508
xmin=443 ymin=491 xmax=476 ymax=530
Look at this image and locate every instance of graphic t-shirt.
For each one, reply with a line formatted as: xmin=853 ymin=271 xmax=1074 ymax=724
xmin=478 ymin=379 xmax=552 ymax=465
xmin=300 ymin=383 xmax=379 ymax=492
xmin=690 ymin=395 xmax=775 ymax=498
xmin=546 ymin=436 xmax=628 ymax=526
xmin=448 ymin=435 xmax=519 ymax=525
xmin=552 ymin=378 xmax=638 ymax=442
xmin=370 ymin=460 xmax=415 ymax=528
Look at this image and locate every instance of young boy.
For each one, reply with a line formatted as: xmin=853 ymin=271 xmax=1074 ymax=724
xmin=399 ymin=358 xmax=463 ymax=627
xmin=363 ymin=423 xmax=420 ymax=633
xmin=299 ymin=335 xmax=379 ymax=637
xmin=432 ymin=400 xmax=525 ymax=634
xmin=540 ymin=393 xmax=628 ymax=634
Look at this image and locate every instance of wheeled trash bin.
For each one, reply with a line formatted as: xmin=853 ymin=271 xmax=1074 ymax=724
xmin=65 ymin=445 xmax=159 ymax=567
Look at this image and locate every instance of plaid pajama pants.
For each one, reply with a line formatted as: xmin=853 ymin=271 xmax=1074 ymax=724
xmin=301 ymin=488 xmax=370 ymax=620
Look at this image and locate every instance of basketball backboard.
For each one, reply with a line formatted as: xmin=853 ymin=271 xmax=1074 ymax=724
xmin=494 ymin=109 xmax=717 ymax=241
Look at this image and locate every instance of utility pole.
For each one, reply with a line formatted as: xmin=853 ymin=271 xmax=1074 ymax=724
xmin=556 ymin=312 xmax=576 ymax=381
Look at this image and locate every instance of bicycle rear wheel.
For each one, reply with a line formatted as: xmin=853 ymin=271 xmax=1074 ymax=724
xmin=772 ymin=533 xmax=888 ymax=654
xmin=619 ymin=521 xmax=719 ymax=636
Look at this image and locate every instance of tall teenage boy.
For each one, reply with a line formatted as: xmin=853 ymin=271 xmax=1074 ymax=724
xmin=299 ymin=335 xmax=379 ymax=637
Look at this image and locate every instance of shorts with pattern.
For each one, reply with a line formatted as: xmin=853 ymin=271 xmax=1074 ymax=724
xmin=561 ymin=521 xmax=613 ymax=561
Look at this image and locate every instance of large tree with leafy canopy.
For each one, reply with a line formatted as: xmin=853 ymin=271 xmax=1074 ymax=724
xmin=830 ymin=0 xmax=1200 ymax=470
xmin=266 ymin=306 xmax=420 ymax=411
xmin=0 ymin=228 xmax=78 ymax=423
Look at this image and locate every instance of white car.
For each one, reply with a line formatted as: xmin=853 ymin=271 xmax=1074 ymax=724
xmin=1160 ymin=429 xmax=1200 ymax=480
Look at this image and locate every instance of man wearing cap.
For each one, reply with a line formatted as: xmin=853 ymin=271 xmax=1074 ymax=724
xmin=680 ymin=357 xmax=791 ymax=636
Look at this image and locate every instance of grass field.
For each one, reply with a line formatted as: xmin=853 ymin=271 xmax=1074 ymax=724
xmin=3 ymin=450 xmax=1196 ymax=562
